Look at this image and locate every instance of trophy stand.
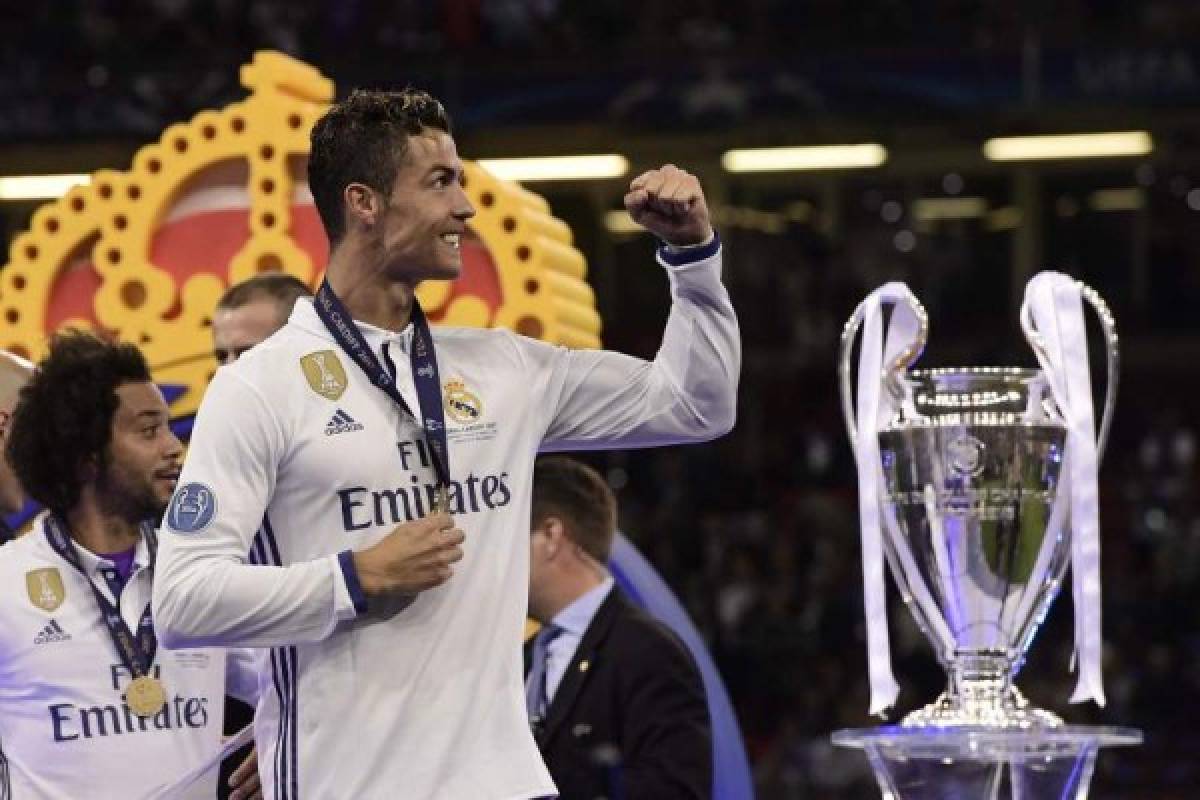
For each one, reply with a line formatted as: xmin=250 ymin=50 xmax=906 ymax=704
xmin=832 ymin=726 xmax=1141 ymax=800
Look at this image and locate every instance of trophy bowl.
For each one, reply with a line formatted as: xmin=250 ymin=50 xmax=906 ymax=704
xmin=833 ymin=278 xmax=1141 ymax=799
xmin=836 ymin=277 xmax=1120 ymax=730
xmin=878 ymin=366 xmax=1069 ymax=728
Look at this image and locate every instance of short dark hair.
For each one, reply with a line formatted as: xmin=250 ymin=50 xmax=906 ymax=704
xmin=217 ymin=273 xmax=312 ymax=320
xmin=531 ymin=457 xmax=617 ymax=563
xmin=6 ymin=332 xmax=152 ymax=515
xmin=309 ymin=88 xmax=453 ymax=245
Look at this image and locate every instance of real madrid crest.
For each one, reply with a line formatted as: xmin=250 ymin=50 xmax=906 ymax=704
xmin=301 ymin=350 xmax=348 ymax=401
xmin=26 ymin=568 xmax=65 ymax=612
xmin=443 ymin=379 xmax=483 ymax=424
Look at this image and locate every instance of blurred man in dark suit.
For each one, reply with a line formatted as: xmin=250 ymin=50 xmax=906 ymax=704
xmin=527 ymin=456 xmax=712 ymax=799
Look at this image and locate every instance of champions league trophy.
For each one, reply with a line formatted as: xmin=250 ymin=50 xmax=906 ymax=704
xmin=831 ymin=274 xmax=1140 ymax=799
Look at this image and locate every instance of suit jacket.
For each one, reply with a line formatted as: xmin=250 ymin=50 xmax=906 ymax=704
xmin=525 ymin=587 xmax=712 ymax=799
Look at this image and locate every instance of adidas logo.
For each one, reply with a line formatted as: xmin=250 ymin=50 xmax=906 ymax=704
xmin=324 ymin=408 xmax=365 ymax=436
xmin=34 ymin=619 xmax=71 ymax=645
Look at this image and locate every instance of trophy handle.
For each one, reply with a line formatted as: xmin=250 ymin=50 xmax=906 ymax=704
xmin=1019 ymin=281 xmax=1119 ymax=460
xmin=1079 ymin=283 xmax=1119 ymax=460
xmin=838 ymin=294 xmax=929 ymax=455
xmin=837 ymin=301 xmax=868 ymax=453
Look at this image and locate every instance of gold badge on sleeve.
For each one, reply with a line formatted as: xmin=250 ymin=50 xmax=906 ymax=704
xmin=126 ymin=675 xmax=167 ymax=717
xmin=26 ymin=568 xmax=65 ymax=612
xmin=300 ymin=350 xmax=348 ymax=401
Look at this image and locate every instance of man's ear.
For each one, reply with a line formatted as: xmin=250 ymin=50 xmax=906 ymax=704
xmin=344 ymin=183 xmax=380 ymax=230
xmin=541 ymin=516 xmax=567 ymax=559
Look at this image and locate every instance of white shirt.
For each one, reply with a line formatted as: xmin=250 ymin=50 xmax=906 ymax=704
xmin=0 ymin=517 xmax=259 ymax=800
xmin=540 ymin=577 xmax=614 ymax=703
xmin=152 ymin=243 xmax=739 ymax=800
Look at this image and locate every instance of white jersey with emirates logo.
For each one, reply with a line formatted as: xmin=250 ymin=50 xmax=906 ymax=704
xmin=0 ymin=517 xmax=260 ymax=800
xmin=152 ymin=242 xmax=739 ymax=800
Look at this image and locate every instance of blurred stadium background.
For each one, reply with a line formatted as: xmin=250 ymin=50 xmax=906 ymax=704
xmin=2 ymin=3 xmax=1199 ymax=798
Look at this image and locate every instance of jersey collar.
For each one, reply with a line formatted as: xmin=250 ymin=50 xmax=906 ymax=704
xmin=40 ymin=516 xmax=153 ymax=576
xmin=290 ymin=297 xmax=415 ymax=355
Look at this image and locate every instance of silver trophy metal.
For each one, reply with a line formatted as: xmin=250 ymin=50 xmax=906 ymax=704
xmin=832 ymin=277 xmax=1141 ymax=799
xmin=837 ymin=281 xmax=1117 ymax=728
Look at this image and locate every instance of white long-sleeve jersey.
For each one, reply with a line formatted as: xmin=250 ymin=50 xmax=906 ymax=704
xmin=0 ymin=517 xmax=259 ymax=800
xmin=152 ymin=242 xmax=739 ymax=800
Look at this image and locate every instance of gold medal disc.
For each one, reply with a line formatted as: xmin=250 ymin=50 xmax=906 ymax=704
xmin=431 ymin=485 xmax=450 ymax=514
xmin=126 ymin=675 xmax=167 ymax=717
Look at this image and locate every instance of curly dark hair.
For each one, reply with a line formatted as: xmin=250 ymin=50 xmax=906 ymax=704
xmin=6 ymin=331 xmax=152 ymax=515
xmin=308 ymin=87 xmax=453 ymax=245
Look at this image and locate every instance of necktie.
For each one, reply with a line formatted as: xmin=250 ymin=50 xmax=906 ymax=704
xmin=526 ymin=624 xmax=563 ymax=726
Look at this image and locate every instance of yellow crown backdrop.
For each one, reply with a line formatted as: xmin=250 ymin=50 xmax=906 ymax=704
xmin=0 ymin=51 xmax=602 ymax=420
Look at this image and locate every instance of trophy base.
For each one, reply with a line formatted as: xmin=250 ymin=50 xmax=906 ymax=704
xmin=901 ymin=686 xmax=1062 ymax=729
xmin=832 ymin=725 xmax=1141 ymax=800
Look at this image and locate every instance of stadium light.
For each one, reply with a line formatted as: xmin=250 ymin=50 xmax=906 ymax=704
xmin=0 ymin=174 xmax=91 ymax=200
xmin=986 ymin=206 xmax=1022 ymax=231
xmin=477 ymin=155 xmax=629 ymax=182
xmin=983 ymin=132 xmax=1153 ymax=161
xmin=721 ymin=144 xmax=887 ymax=173
xmin=1088 ymin=188 xmax=1144 ymax=212
xmin=914 ymin=197 xmax=988 ymax=221
xmin=604 ymin=210 xmax=646 ymax=235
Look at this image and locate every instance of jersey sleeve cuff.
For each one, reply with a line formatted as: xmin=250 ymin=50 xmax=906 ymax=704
xmin=657 ymin=231 xmax=721 ymax=268
xmin=334 ymin=550 xmax=368 ymax=617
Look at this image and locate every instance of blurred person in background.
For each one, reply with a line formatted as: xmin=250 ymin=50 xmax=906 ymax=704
xmin=212 ymin=272 xmax=312 ymax=366
xmin=0 ymin=350 xmax=34 ymax=543
xmin=527 ymin=456 xmax=712 ymax=799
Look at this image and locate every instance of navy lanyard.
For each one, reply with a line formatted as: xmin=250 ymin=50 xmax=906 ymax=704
xmin=313 ymin=280 xmax=451 ymax=491
xmin=44 ymin=515 xmax=157 ymax=676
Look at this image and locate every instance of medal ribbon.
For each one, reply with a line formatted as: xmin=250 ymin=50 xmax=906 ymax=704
xmin=44 ymin=515 xmax=158 ymax=677
xmin=313 ymin=280 xmax=451 ymax=495
xmin=1020 ymin=272 xmax=1105 ymax=706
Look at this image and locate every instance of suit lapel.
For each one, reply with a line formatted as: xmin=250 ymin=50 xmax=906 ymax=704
xmin=540 ymin=587 xmax=621 ymax=745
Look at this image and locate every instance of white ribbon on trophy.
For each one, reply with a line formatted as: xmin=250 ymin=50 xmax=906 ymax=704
xmin=852 ymin=282 xmax=919 ymax=716
xmin=1019 ymin=272 xmax=1106 ymax=707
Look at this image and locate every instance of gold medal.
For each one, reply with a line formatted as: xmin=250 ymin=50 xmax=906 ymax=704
xmin=126 ymin=675 xmax=167 ymax=717
xmin=431 ymin=484 xmax=450 ymax=514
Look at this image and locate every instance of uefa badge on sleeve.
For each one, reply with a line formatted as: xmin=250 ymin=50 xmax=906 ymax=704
xmin=167 ymin=482 xmax=218 ymax=534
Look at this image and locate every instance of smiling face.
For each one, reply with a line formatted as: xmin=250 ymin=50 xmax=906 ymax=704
xmin=370 ymin=129 xmax=476 ymax=283
xmin=96 ymin=382 xmax=183 ymax=522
